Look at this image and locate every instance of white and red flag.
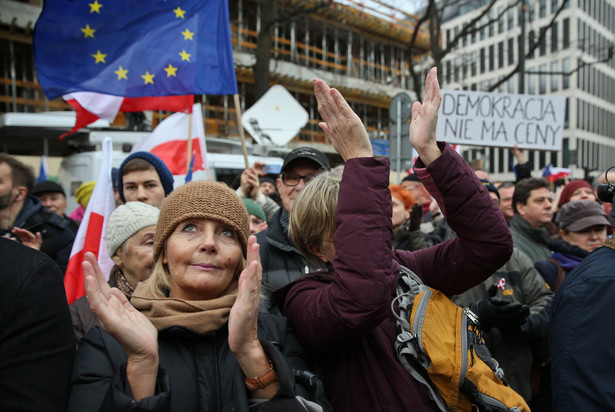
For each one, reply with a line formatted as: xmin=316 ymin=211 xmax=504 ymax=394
xmin=60 ymin=92 xmax=193 ymax=140
xmin=63 ymin=137 xmax=116 ymax=304
xmin=131 ymin=103 xmax=208 ymax=175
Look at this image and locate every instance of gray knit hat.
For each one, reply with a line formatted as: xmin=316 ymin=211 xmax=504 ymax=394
xmin=153 ymin=181 xmax=249 ymax=261
xmin=107 ymin=202 xmax=160 ymax=257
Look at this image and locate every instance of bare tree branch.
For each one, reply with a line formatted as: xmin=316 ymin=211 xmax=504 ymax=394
xmin=489 ymin=0 xmax=569 ymax=91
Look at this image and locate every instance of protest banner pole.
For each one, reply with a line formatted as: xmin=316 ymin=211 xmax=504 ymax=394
xmin=186 ymin=111 xmax=193 ymax=173
xmin=233 ymin=94 xmax=250 ymax=169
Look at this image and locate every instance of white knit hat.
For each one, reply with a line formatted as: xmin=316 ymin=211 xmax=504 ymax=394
xmin=106 ymin=202 xmax=160 ymax=257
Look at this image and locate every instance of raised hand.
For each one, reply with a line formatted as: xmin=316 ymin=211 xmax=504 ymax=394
xmin=409 ymin=67 xmax=442 ymax=166
xmin=11 ymin=227 xmax=42 ymax=250
xmin=83 ymin=252 xmax=158 ymax=358
xmin=313 ymin=78 xmax=373 ymax=161
xmin=228 ymin=235 xmax=262 ymax=357
xmin=82 ymin=251 xmax=159 ymax=400
xmin=240 ymin=165 xmax=262 ymax=200
xmin=228 ymin=236 xmax=280 ymax=398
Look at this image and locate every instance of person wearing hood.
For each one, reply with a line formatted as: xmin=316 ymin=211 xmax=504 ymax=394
xmin=0 ymin=153 xmax=76 ymax=272
xmin=551 ymin=188 xmax=615 ymax=411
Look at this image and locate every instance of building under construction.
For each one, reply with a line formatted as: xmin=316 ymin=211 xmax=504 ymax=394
xmin=0 ymin=0 xmax=430 ymax=163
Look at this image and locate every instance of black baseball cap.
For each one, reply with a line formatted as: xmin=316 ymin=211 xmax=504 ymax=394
xmin=281 ymin=147 xmax=330 ymax=174
xmin=31 ymin=180 xmax=65 ymax=197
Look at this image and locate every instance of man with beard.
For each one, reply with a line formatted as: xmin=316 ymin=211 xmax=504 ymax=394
xmin=0 ymin=154 xmax=76 ymax=273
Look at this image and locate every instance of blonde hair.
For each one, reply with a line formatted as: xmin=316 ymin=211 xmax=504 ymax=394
xmin=289 ymin=170 xmax=342 ymax=264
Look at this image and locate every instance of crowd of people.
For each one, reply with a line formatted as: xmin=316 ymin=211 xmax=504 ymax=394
xmin=1 ymin=68 xmax=614 ymax=411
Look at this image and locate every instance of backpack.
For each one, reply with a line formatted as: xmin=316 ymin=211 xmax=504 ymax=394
xmin=391 ymin=266 xmax=530 ymax=412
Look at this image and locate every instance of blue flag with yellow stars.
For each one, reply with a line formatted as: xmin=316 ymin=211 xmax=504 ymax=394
xmin=34 ymin=0 xmax=238 ymax=100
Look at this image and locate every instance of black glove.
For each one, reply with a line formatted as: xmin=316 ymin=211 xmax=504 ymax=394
xmin=470 ymin=284 xmax=530 ymax=332
xmin=408 ymin=203 xmax=424 ymax=232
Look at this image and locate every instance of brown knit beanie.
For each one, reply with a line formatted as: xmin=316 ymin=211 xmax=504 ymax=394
xmin=153 ymin=181 xmax=249 ymax=261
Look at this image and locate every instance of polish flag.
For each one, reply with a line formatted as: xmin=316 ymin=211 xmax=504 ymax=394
xmin=60 ymin=92 xmax=193 ymax=140
xmin=543 ymin=164 xmax=572 ymax=183
xmin=63 ymin=137 xmax=115 ymax=304
xmin=131 ymin=103 xmax=208 ymax=175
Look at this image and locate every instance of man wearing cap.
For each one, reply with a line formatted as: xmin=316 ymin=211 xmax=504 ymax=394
xmin=32 ymin=180 xmax=79 ymax=232
xmin=252 ymin=147 xmax=331 ymax=313
xmin=0 ymin=153 xmax=76 ymax=273
xmin=242 ymin=198 xmax=268 ymax=235
xmin=551 ymin=197 xmax=615 ymax=410
xmin=118 ymin=151 xmax=174 ymax=209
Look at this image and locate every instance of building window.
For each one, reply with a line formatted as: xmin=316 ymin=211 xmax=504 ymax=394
xmin=540 ymin=0 xmax=547 ymax=18
xmin=498 ymin=7 xmax=505 ymax=33
xmin=508 ymin=7 xmax=515 ymax=30
xmin=539 ymin=27 xmax=547 ymax=56
xmin=480 ymin=48 xmax=485 ymax=74
xmin=528 ymin=73 xmax=536 ymax=94
xmin=539 ymin=64 xmax=547 ymax=94
xmin=563 ymin=58 xmax=570 ymax=89
xmin=551 ymin=61 xmax=559 ymax=91
xmin=489 ymin=45 xmax=495 ymax=71
xmin=563 ymin=18 xmax=570 ymax=49
xmin=498 ymin=41 xmax=504 ymax=69
xmin=529 ymin=30 xmax=535 ymax=59
xmin=551 ymin=21 xmax=558 ymax=52
xmin=508 ymin=38 xmax=514 ymax=65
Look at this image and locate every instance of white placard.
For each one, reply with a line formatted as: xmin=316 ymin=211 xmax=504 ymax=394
xmin=242 ymin=85 xmax=309 ymax=147
xmin=436 ymin=90 xmax=566 ymax=150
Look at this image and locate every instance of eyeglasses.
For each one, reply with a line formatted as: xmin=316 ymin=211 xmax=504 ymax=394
xmin=281 ymin=172 xmax=318 ymax=187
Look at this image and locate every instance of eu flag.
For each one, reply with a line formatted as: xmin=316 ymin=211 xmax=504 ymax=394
xmin=34 ymin=0 xmax=238 ymax=100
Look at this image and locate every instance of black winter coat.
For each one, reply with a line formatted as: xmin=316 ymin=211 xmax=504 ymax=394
xmin=0 ymin=238 xmax=75 ymax=411
xmin=68 ymin=313 xmax=328 ymax=411
xmin=0 ymin=196 xmax=77 ymax=273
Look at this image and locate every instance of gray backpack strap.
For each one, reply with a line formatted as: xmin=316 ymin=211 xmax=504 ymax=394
xmin=392 ymin=265 xmax=451 ymax=412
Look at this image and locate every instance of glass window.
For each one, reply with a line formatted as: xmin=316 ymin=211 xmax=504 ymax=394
xmin=551 ymin=22 xmax=558 ymax=52
xmin=480 ymin=48 xmax=485 ymax=74
xmin=551 ymin=61 xmax=559 ymax=91
xmin=563 ymin=18 xmax=570 ymax=49
xmin=498 ymin=7 xmax=505 ymax=33
xmin=508 ymin=38 xmax=514 ymax=65
xmin=489 ymin=45 xmax=495 ymax=71
xmin=540 ymin=27 xmax=547 ymax=56
xmin=528 ymin=73 xmax=536 ymax=94
xmin=562 ymin=58 xmax=570 ymax=89
xmin=508 ymin=8 xmax=515 ymax=30
xmin=529 ymin=30 xmax=535 ymax=59
xmin=539 ymin=64 xmax=547 ymax=94
xmin=540 ymin=0 xmax=547 ymax=17
xmin=498 ymin=41 xmax=504 ymax=69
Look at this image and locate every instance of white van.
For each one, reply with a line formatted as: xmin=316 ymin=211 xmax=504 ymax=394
xmin=57 ymin=131 xmax=284 ymax=214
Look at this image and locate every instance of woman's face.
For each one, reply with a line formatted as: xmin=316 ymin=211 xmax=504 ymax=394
xmin=569 ymin=187 xmax=596 ymax=203
xmin=561 ymin=225 xmax=607 ymax=252
xmin=391 ymin=195 xmax=410 ymax=229
xmin=164 ymin=218 xmax=242 ymax=301
xmin=113 ymin=226 xmax=156 ymax=288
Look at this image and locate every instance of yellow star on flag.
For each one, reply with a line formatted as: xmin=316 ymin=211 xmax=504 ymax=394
xmin=173 ymin=7 xmax=186 ymax=19
xmin=81 ymin=24 xmax=96 ymax=38
xmin=181 ymin=28 xmax=194 ymax=40
xmin=89 ymin=0 xmax=102 ymax=13
xmin=141 ymin=71 xmax=155 ymax=84
xmin=178 ymin=50 xmax=191 ymax=62
xmin=91 ymin=50 xmax=107 ymax=64
xmin=164 ymin=64 xmax=178 ymax=77
xmin=114 ymin=66 xmax=128 ymax=80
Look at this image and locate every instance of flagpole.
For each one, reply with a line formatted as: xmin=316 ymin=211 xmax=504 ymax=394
xmin=233 ymin=94 xmax=250 ymax=168
xmin=186 ymin=112 xmax=193 ymax=173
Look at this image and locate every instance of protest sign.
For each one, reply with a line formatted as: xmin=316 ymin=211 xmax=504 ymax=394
xmin=436 ymin=90 xmax=566 ymax=150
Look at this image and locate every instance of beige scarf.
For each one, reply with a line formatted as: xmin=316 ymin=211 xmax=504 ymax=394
xmin=131 ymin=282 xmax=238 ymax=335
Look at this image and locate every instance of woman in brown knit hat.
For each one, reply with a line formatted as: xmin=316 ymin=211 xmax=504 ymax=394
xmin=68 ymin=181 xmax=328 ymax=411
